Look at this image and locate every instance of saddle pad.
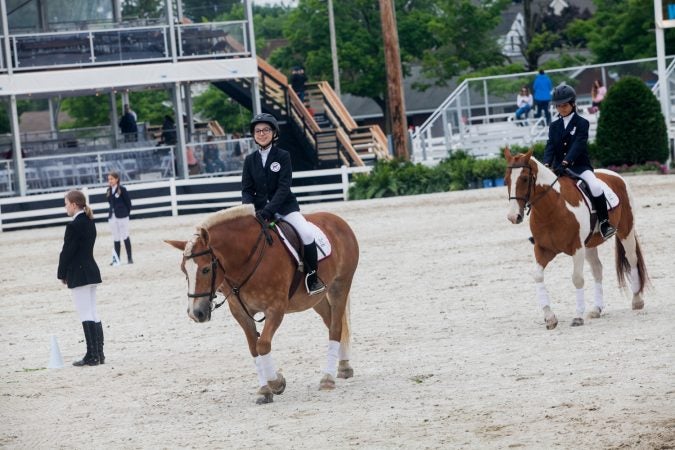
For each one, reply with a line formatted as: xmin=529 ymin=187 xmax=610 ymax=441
xmin=576 ymin=179 xmax=620 ymax=210
xmin=277 ymin=222 xmax=331 ymax=264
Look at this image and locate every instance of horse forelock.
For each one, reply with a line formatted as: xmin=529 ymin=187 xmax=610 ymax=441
xmin=199 ymin=204 xmax=255 ymax=230
xmin=183 ymin=239 xmax=195 ymax=257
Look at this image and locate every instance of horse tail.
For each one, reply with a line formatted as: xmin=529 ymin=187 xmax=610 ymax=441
xmin=340 ymin=294 xmax=352 ymax=352
xmin=615 ymin=233 xmax=649 ymax=295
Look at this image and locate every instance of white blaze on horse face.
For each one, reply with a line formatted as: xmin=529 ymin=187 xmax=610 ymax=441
xmin=184 ymin=240 xmax=199 ymax=317
xmin=507 ymin=167 xmax=524 ymax=223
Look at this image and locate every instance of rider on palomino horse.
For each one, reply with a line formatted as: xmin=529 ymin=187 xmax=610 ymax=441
xmin=241 ymin=113 xmax=326 ymax=295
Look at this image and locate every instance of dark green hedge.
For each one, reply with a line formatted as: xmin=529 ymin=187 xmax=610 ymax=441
xmin=594 ymin=76 xmax=668 ymax=166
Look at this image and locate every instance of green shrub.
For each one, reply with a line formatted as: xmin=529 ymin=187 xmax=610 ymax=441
xmin=472 ymin=157 xmax=507 ymax=180
xmin=436 ymin=150 xmax=477 ymax=191
xmin=594 ymin=76 xmax=668 ymax=166
xmin=503 ymin=142 xmax=545 ymax=161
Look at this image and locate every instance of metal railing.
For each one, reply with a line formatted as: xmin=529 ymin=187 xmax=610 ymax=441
xmin=0 ymin=165 xmax=372 ymax=232
xmin=411 ymin=56 xmax=675 ymax=164
xmin=6 ymin=20 xmax=249 ymax=71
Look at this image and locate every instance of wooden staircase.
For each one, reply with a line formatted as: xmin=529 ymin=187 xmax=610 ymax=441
xmin=214 ymin=58 xmax=389 ymax=169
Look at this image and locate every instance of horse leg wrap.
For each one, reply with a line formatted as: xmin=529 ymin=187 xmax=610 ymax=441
xmin=324 ymin=340 xmax=339 ymax=378
xmin=536 ymin=282 xmax=550 ymax=308
xmin=575 ymin=288 xmax=585 ymax=317
xmin=258 ymin=352 xmax=277 ymax=382
xmin=254 ymin=356 xmax=267 ymax=388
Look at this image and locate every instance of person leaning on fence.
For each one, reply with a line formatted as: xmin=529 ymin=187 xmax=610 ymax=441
xmin=543 ymin=84 xmax=616 ymax=240
xmin=58 ymin=190 xmax=105 ymax=366
xmin=106 ymin=172 xmax=133 ymax=265
xmin=241 ymin=113 xmax=326 ymax=295
xmin=203 ymin=136 xmax=226 ymax=173
xmin=119 ymin=104 xmax=138 ymax=142
xmin=514 ymin=86 xmax=533 ymax=126
xmin=589 ymin=79 xmax=606 ymax=114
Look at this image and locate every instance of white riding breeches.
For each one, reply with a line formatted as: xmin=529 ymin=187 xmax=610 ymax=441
xmin=109 ymin=216 xmax=130 ymax=241
xmin=578 ymin=170 xmax=603 ymax=197
xmin=277 ymin=211 xmax=315 ymax=245
xmin=71 ymin=284 xmax=99 ymax=322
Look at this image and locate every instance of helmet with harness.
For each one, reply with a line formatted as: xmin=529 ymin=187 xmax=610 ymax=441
xmin=250 ymin=113 xmax=279 ymax=143
xmin=552 ymin=84 xmax=576 ymax=106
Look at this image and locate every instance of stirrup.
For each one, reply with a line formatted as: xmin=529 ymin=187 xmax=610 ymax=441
xmin=305 ymin=271 xmax=326 ymax=296
xmin=600 ymin=221 xmax=617 ymax=240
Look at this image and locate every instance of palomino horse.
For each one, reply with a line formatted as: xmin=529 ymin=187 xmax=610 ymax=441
xmin=166 ymin=204 xmax=359 ymax=404
xmin=504 ymin=148 xmax=648 ymax=329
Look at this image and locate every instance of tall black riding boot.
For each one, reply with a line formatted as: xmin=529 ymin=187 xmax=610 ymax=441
xmin=111 ymin=241 xmax=121 ymax=265
xmin=593 ymin=193 xmax=616 ymax=239
xmin=303 ymin=241 xmax=326 ymax=295
xmin=124 ymin=237 xmax=133 ymax=264
xmin=95 ymin=321 xmax=105 ymax=364
xmin=73 ymin=321 xmax=99 ymax=366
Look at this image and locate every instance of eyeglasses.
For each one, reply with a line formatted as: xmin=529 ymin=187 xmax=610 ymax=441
xmin=254 ymin=128 xmax=273 ymax=135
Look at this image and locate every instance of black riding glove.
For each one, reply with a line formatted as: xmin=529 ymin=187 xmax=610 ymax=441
xmin=554 ymin=162 xmax=569 ymax=177
xmin=256 ymin=209 xmax=272 ymax=222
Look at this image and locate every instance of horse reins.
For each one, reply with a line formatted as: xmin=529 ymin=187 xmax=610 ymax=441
xmin=507 ymin=163 xmax=559 ymax=214
xmin=185 ymin=221 xmax=271 ymax=323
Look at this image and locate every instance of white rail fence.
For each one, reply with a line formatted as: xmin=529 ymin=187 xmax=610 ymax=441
xmin=0 ymin=166 xmax=371 ymax=232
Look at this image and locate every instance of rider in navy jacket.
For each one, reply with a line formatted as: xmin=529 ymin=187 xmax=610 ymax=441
xmin=241 ymin=113 xmax=326 ymax=296
xmin=543 ymin=85 xmax=616 ymax=239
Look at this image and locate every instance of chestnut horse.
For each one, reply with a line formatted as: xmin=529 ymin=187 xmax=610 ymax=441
xmin=504 ymin=148 xmax=648 ymax=329
xmin=166 ymin=204 xmax=359 ymax=404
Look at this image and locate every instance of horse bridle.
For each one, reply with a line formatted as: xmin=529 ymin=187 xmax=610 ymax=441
xmin=185 ymin=222 xmax=272 ymax=322
xmin=507 ymin=163 xmax=558 ymax=214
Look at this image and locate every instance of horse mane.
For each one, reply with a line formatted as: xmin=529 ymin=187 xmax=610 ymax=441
xmin=199 ymin=204 xmax=255 ymax=230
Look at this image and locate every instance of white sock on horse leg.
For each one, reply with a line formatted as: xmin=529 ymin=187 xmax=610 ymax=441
xmin=630 ymin=267 xmax=640 ymax=294
xmin=324 ymin=340 xmax=339 ymax=378
xmin=258 ymin=353 xmax=277 ymax=382
xmin=594 ymin=282 xmax=604 ymax=310
xmin=576 ymin=288 xmax=585 ymax=317
xmin=536 ymin=282 xmax=550 ymax=308
xmin=254 ymin=356 xmax=267 ymax=387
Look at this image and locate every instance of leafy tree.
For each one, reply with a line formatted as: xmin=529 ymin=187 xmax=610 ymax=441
xmin=271 ymin=0 xmax=504 ymax=125
xmin=594 ymin=76 xmax=668 ymax=166
xmin=419 ymin=0 xmax=510 ymax=86
xmin=567 ymin=0 xmax=675 ymax=63
xmin=121 ymin=0 xmax=164 ymax=20
xmin=519 ymin=0 xmax=591 ymax=70
xmin=192 ymin=86 xmax=250 ymax=134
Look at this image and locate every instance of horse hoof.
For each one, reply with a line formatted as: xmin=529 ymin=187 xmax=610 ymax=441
xmin=545 ymin=317 xmax=558 ymax=330
xmin=319 ymin=373 xmax=336 ymax=390
xmin=337 ymin=361 xmax=353 ymax=379
xmin=256 ymin=393 xmax=274 ymax=404
xmin=268 ymin=372 xmax=286 ymax=395
xmin=587 ymin=307 xmax=602 ymax=319
xmin=632 ymin=296 xmax=644 ymax=310
xmin=570 ymin=317 xmax=584 ymax=327
xmin=256 ymin=385 xmax=274 ymax=404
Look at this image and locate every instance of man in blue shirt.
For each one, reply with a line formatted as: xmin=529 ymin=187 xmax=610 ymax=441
xmin=533 ymin=69 xmax=553 ymax=126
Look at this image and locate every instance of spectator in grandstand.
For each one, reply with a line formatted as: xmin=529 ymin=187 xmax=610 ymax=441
xmin=161 ymin=115 xmax=177 ymax=146
xmin=532 ymin=69 xmax=553 ymax=126
xmin=58 ymin=189 xmax=104 ymax=367
xmin=119 ymin=104 xmax=138 ymax=142
xmin=187 ymin=146 xmax=201 ymax=175
xmin=106 ymin=172 xmax=133 ymax=265
xmin=514 ymin=86 xmax=533 ymax=126
xmin=589 ymin=79 xmax=606 ymax=114
xmin=203 ymin=136 xmax=226 ymax=173
xmin=290 ymin=66 xmax=308 ymax=102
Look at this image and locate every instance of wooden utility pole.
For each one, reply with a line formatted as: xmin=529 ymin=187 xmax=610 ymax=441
xmin=379 ymin=0 xmax=409 ymax=160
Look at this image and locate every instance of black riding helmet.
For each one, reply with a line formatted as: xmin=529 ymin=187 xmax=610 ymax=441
xmin=250 ymin=113 xmax=279 ymax=142
xmin=552 ymin=84 xmax=576 ymax=106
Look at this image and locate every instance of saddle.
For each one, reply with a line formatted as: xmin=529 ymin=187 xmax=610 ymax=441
xmin=271 ymin=219 xmax=331 ymax=298
xmin=564 ymin=171 xmax=620 ymax=241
